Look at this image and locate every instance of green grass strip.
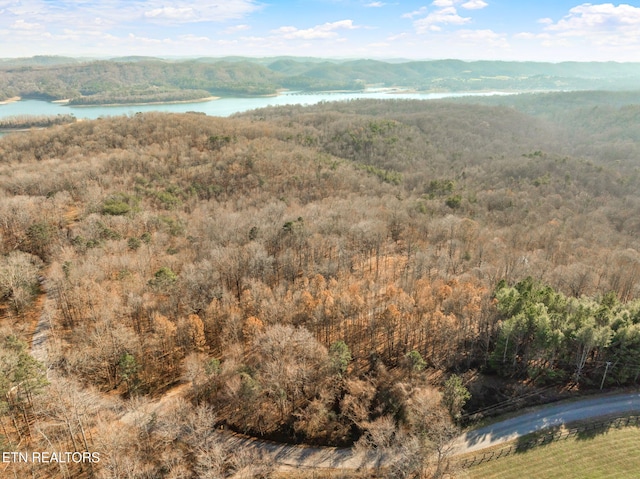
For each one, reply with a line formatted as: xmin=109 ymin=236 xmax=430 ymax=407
xmin=465 ymin=426 xmax=640 ymax=479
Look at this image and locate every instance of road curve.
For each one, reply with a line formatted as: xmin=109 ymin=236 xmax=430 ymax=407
xmin=214 ymin=392 xmax=640 ymax=471
xmin=28 ymin=285 xmax=640 ymax=470
xmin=454 ymin=392 xmax=640 ymax=455
xmin=216 ymin=432 xmax=367 ymax=470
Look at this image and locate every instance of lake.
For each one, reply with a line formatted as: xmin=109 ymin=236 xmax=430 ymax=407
xmin=0 ymin=90 xmax=513 ymax=122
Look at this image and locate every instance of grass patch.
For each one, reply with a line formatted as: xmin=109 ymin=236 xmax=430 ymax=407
xmin=464 ymin=425 xmax=640 ymax=479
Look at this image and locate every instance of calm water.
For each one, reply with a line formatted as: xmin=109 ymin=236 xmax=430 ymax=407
xmin=0 ymin=90 xmax=512 ymax=122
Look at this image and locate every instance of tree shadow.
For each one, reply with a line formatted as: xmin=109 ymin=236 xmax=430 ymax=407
xmin=573 ymin=415 xmax=640 ymax=441
xmin=514 ymin=424 xmax=562 ymax=453
xmin=575 ymin=418 xmax=615 ymax=441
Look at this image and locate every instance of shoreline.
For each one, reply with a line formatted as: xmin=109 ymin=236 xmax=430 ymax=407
xmin=0 ymin=96 xmax=21 ymax=105
xmin=68 ymin=95 xmax=220 ymax=108
xmin=0 ymin=127 xmax=40 ymax=134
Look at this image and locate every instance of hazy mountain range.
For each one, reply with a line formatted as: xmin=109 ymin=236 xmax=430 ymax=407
xmin=1 ymin=56 xmax=640 ymax=105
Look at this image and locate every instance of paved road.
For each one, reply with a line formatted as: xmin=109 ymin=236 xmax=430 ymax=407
xmin=454 ymin=392 xmax=640 ymax=455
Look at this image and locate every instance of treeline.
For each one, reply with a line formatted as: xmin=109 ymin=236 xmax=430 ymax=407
xmin=67 ymin=87 xmax=213 ymax=106
xmin=0 ymin=55 xmax=81 ymax=67
xmin=491 ymin=278 xmax=640 ymax=386
xmin=0 ymin=113 xmax=76 ymax=129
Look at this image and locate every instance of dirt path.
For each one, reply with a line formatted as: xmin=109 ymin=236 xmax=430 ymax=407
xmin=119 ymin=383 xmax=191 ymax=426
xmin=216 ymin=432 xmax=372 ymax=471
xmin=30 ymin=275 xmax=55 ymax=373
xmin=31 ymin=207 xmax=77 ymax=364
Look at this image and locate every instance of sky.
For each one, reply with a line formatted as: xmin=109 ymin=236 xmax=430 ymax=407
xmin=1 ymin=1 xmax=640 ymax=61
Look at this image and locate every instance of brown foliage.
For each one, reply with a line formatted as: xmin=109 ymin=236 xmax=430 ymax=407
xmin=1 ymin=99 xmax=640 ymax=458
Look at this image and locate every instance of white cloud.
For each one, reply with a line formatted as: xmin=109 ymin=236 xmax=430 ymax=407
xmin=456 ymin=28 xmax=508 ymax=47
xmin=505 ymin=4 xmax=640 ymax=61
xmin=222 ymin=24 xmax=251 ymax=34
xmin=365 ymin=1 xmax=385 ymax=7
xmin=407 ymin=0 xmax=484 ymax=34
xmin=0 ymin=0 xmax=264 ymax=57
xmin=144 ymin=6 xmax=196 ymax=22
xmin=0 ymin=0 xmax=261 ymax=28
xmin=461 ymin=0 xmax=487 ymax=10
xmin=387 ymin=32 xmax=408 ymax=41
xmin=11 ymin=19 xmax=42 ymax=30
xmin=141 ymin=1 xmax=261 ymax=24
xmin=413 ymin=6 xmax=471 ymax=33
xmin=402 ymin=7 xmax=428 ymax=19
xmin=514 ymin=32 xmax=536 ymax=40
xmin=127 ymin=33 xmax=164 ymax=45
xmin=538 ymin=3 xmax=640 ymax=50
xmin=432 ymin=0 xmax=455 ymax=6
xmin=432 ymin=0 xmax=487 ymax=9
xmin=1 ymin=0 xmax=39 ymax=17
xmin=61 ymin=28 xmax=104 ymax=37
xmin=272 ymin=20 xmax=357 ymax=40
xmin=178 ymin=34 xmax=212 ymax=43
xmin=547 ymin=3 xmax=640 ymax=35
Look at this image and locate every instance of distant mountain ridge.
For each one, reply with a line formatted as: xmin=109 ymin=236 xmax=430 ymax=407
xmin=0 ymin=55 xmax=83 ymax=67
xmin=1 ymin=56 xmax=640 ymax=103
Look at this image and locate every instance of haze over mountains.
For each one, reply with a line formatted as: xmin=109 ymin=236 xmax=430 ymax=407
xmin=2 ymin=56 xmax=640 ymax=106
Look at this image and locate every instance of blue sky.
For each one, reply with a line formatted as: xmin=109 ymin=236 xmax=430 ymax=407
xmin=1 ymin=1 xmax=640 ymax=61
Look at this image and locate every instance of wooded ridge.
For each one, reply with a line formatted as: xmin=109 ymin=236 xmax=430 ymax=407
xmin=2 ymin=56 xmax=640 ymax=103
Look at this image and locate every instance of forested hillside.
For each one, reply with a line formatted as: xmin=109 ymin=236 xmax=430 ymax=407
xmin=1 ymin=95 xmax=640 ymax=478
xmin=0 ymin=60 xmax=282 ymax=104
xmin=3 ymin=56 xmax=640 ymax=104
